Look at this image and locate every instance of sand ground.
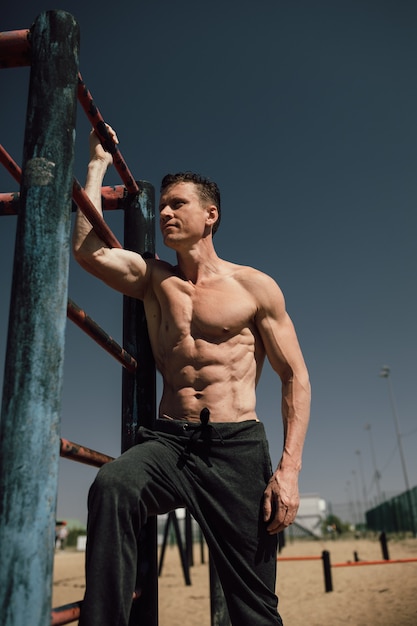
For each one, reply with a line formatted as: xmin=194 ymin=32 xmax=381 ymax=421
xmin=52 ymin=536 xmax=417 ymax=625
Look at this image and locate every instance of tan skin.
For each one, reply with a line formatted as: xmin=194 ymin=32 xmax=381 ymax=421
xmin=73 ymin=128 xmax=311 ymax=534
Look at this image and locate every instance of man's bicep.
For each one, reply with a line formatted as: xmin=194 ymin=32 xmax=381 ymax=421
xmin=85 ymin=246 xmax=151 ymax=299
xmin=254 ymin=277 xmax=307 ymax=382
xmin=258 ymin=309 xmax=306 ymax=381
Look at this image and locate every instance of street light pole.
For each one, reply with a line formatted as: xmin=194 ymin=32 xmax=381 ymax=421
xmin=345 ymin=480 xmax=357 ymax=527
xmin=379 ymin=366 xmax=415 ymax=537
xmin=364 ymin=423 xmax=383 ymax=505
xmin=379 ymin=366 xmax=411 ymax=492
xmin=355 ymin=449 xmax=369 ymax=512
xmin=352 ymin=470 xmax=362 ymax=524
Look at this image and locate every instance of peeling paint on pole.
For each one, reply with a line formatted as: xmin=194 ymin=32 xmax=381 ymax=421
xmin=0 ymin=11 xmax=79 ymax=626
xmin=122 ymin=182 xmax=158 ymax=625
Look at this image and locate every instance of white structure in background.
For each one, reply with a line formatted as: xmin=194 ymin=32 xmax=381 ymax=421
xmin=292 ymin=494 xmax=327 ymax=538
xmin=158 ymin=494 xmax=327 ymax=544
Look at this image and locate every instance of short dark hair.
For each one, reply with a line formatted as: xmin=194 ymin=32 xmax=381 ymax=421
xmin=160 ymin=171 xmax=221 ymax=234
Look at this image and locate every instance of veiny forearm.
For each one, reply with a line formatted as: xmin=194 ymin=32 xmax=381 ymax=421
xmin=263 ymin=371 xmax=310 ymax=533
xmin=72 ymin=159 xmax=109 ymax=258
xmin=279 ymin=372 xmax=311 ymax=473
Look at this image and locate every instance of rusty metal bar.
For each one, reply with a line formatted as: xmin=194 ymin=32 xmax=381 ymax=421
xmin=0 ymin=37 xmax=138 ymax=194
xmin=332 ymin=557 xmax=417 ymax=567
xmin=0 ymin=186 xmax=127 ymax=216
xmin=0 ymin=192 xmax=19 ymax=215
xmin=77 ymin=73 xmax=139 ymax=195
xmin=98 ymin=185 xmax=129 ymax=210
xmin=51 ymin=592 xmax=141 ymax=625
xmin=0 ymin=28 xmax=31 ymax=68
xmin=50 ymin=600 xmax=82 ymax=625
xmin=72 ymin=178 xmax=123 ymax=248
xmin=0 ymin=144 xmax=132 ymax=370
xmin=0 ymin=143 xmax=22 ymax=183
xmin=60 ymin=438 xmax=114 ymax=468
xmin=0 ymin=131 xmax=127 ymax=252
xmin=67 ymin=299 xmax=137 ymax=372
xmin=277 ymin=555 xmax=322 ymax=561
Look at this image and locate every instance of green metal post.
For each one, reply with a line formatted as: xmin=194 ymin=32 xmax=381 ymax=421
xmin=0 ymin=11 xmax=79 ymax=625
xmin=122 ymin=181 xmax=157 ymax=625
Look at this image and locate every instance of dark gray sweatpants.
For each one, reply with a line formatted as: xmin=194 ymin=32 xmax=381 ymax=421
xmin=79 ymin=419 xmax=283 ymax=626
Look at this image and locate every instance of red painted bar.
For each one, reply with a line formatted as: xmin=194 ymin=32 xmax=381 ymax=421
xmin=0 ymin=144 xmax=122 ymax=250
xmin=0 ymin=29 xmax=31 ymax=68
xmin=277 ymin=554 xmax=417 ymax=566
xmin=60 ymin=438 xmax=114 ymax=467
xmin=77 ymin=73 xmax=139 ymax=195
xmin=0 ymin=144 xmax=22 ymax=183
xmin=50 ymin=601 xmax=82 ymax=625
xmin=277 ymin=555 xmax=322 ymax=561
xmin=0 ymin=192 xmax=19 ymax=216
xmin=67 ymin=299 xmax=137 ymax=372
xmin=0 ymin=186 xmax=127 ymax=216
xmin=332 ymin=557 xmax=417 ymax=567
xmin=51 ymin=592 xmax=141 ymax=624
xmin=0 ymin=121 xmax=130 ymax=245
xmin=0 ymin=37 xmax=138 ymax=195
xmin=100 ymin=184 xmax=128 ymax=210
xmin=72 ymin=178 xmax=122 ymax=248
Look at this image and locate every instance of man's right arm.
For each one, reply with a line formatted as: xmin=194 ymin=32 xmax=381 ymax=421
xmin=72 ymin=130 xmax=150 ymax=300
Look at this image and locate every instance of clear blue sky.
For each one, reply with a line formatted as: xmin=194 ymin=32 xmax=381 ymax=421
xmin=1 ymin=1 xmax=416 ymax=526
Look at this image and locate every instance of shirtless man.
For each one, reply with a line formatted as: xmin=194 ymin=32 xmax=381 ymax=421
xmin=73 ymin=129 xmax=310 ymax=626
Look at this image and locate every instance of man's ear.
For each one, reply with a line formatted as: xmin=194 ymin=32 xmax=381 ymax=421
xmin=206 ymin=204 xmax=218 ymax=228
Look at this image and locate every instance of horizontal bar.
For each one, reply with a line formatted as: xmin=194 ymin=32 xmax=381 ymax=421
xmin=332 ymin=557 xmax=417 ymax=568
xmin=278 ymin=554 xmax=417 ymax=567
xmin=277 ymin=555 xmax=322 ymax=561
xmin=72 ymin=178 xmax=123 ymax=249
xmin=0 ymin=186 xmax=128 ymax=217
xmin=77 ymin=73 xmax=139 ymax=195
xmin=51 ymin=600 xmax=82 ymax=626
xmin=60 ymin=438 xmax=114 ymax=468
xmin=0 ymin=143 xmax=22 ymax=183
xmin=0 ymin=192 xmax=19 ymax=216
xmin=72 ymin=184 xmax=128 ymax=213
xmin=0 ymin=28 xmax=31 ymax=68
xmin=0 ymin=136 xmax=126 ymax=251
xmin=0 ymin=147 xmax=134 ymax=374
xmin=67 ymin=299 xmax=137 ymax=372
xmin=94 ymin=185 xmax=128 ymax=211
xmin=0 ymin=45 xmax=138 ymax=195
xmin=51 ymin=591 xmax=141 ymax=625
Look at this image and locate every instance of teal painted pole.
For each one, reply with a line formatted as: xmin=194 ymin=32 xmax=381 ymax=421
xmin=122 ymin=181 xmax=158 ymax=625
xmin=122 ymin=181 xmax=156 ymax=450
xmin=0 ymin=11 xmax=79 ymax=626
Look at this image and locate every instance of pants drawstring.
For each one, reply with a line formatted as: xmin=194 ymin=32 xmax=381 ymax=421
xmin=178 ymin=408 xmax=224 ymax=468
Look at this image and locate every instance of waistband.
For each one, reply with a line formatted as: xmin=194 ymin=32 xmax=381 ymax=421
xmin=154 ymin=416 xmax=263 ymax=440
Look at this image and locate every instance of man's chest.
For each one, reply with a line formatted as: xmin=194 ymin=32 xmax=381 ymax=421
xmin=156 ymin=276 xmax=257 ymax=341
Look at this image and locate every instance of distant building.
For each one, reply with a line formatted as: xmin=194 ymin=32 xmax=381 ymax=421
xmin=158 ymin=494 xmax=327 ymax=545
xmin=291 ymin=493 xmax=327 ymax=538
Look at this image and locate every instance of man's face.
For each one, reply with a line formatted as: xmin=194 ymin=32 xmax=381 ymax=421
xmin=159 ymin=182 xmax=209 ymax=249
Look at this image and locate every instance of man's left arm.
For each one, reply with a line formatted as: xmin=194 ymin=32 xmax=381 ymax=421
xmin=254 ymin=272 xmax=311 ymax=535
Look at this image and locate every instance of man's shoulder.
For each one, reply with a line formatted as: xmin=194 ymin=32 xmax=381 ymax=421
xmin=147 ymin=257 xmax=176 ymax=276
xmin=229 ymin=262 xmax=278 ymax=288
xmin=230 ymin=263 xmax=285 ymax=312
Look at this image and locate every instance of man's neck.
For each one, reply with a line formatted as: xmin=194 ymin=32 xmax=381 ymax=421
xmin=176 ymin=243 xmax=221 ymax=285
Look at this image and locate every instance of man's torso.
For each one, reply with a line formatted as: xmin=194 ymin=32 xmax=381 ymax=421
xmin=144 ymin=260 xmax=266 ymax=422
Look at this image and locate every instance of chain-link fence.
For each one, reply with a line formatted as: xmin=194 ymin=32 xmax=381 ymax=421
xmin=366 ymin=486 xmax=417 ymax=534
